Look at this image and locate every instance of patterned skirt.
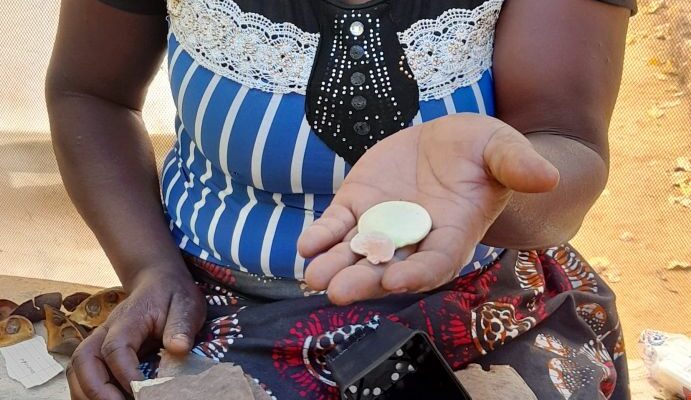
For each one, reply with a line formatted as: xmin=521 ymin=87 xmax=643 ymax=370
xmin=147 ymin=246 xmax=629 ymax=400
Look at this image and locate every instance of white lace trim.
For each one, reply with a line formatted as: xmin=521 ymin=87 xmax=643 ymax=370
xmin=398 ymin=0 xmax=504 ymax=101
xmin=168 ymin=0 xmax=503 ymax=99
xmin=168 ymin=0 xmax=320 ymax=94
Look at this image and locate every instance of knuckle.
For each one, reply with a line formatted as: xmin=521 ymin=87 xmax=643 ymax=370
xmin=70 ymin=346 xmax=90 ymax=369
xmin=100 ymin=337 xmax=126 ymax=359
xmin=81 ymin=384 xmax=105 ymax=400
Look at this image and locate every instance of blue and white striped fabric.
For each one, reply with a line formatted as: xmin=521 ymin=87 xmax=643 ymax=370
xmin=162 ymin=32 xmax=503 ymax=280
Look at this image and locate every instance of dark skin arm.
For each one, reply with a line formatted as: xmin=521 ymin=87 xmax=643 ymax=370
xmin=485 ymin=0 xmax=630 ymax=248
xmin=46 ymin=1 xmax=205 ymax=399
xmin=302 ymin=0 xmax=630 ymax=304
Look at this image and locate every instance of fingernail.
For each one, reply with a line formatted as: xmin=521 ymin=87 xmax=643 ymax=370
xmin=391 ymin=287 xmax=408 ymax=294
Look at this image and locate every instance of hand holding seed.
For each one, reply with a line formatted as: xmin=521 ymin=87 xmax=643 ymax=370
xmin=298 ymin=114 xmax=559 ymax=305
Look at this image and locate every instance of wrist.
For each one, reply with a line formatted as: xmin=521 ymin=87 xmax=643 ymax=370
xmin=118 ymin=256 xmax=192 ymax=293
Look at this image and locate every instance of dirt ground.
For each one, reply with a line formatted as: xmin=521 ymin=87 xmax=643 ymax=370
xmin=570 ymin=2 xmax=691 ymax=351
xmin=0 ymin=1 xmax=689 ymax=399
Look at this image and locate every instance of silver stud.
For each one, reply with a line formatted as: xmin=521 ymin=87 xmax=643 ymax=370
xmin=354 ymin=121 xmax=370 ymax=136
xmin=350 ymin=45 xmax=365 ymax=60
xmin=350 ymin=21 xmax=365 ymax=36
xmin=351 ymin=72 xmax=366 ymax=86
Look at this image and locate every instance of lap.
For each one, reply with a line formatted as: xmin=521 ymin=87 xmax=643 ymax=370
xmin=143 ymin=246 xmax=629 ymax=400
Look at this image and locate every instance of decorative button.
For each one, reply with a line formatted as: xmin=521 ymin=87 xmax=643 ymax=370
xmin=350 ymin=21 xmax=364 ymax=36
xmin=350 ymin=45 xmax=365 ymax=60
xmin=351 ymin=96 xmax=367 ymax=110
xmin=354 ymin=122 xmax=370 ymax=136
xmin=350 ymin=72 xmax=366 ymax=86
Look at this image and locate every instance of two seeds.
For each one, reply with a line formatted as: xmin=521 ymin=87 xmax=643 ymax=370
xmin=349 ymin=201 xmax=431 ymax=264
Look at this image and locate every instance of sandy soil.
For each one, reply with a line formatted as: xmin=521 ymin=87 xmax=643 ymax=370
xmin=571 ymin=4 xmax=691 ymax=350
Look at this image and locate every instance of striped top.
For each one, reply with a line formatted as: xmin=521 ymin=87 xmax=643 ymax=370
xmin=161 ymin=0 xmax=505 ymax=280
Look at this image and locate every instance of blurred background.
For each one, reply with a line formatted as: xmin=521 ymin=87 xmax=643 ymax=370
xmin=0 ymin=0 xmax=689 ymax=388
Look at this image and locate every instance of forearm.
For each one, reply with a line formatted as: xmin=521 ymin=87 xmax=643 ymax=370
xmin=47 ymin=93 xmax=189 ymax=291
xmin=483 ymin=133 xmax=608 ymax=249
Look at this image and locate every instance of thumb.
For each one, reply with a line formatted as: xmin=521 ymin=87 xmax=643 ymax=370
xmin=483 ymin=125 xmax=560 ymax=193
xmin=162 ymin=293 xmax=205 ymax=355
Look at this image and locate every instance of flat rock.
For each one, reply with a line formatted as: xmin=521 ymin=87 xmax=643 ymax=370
xmin=157 ymin=350 xmax=218 ymax=378
xmin=455 ymin=364 xmax=537 ymax=400
xmin=138 ymin=364 xmax=254 ymax=400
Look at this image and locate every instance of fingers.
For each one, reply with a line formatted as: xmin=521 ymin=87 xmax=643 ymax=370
xmin=100 ymin=321 xmax=147 ymax=394
xmin=327 ymin=262 xmax=387 ymax=306
xmin=381 ymin=251 xmax=458 ymax=293
xmin=382 ymin=228 xmax=475 ymax=293
xmin=484 ymin=125 xmax=560 ymax=193
xmin=326 ymin=245 xmax=417 ymax=305
xmin=71 ymin=327 xmax=126 ymax=400
xmin=66 ymin=361 xmax=89 ymax=400
xmin=305 ymin=238 xmax=360 ymax=291
xmin=162 ymin=291 xmax=206 ymax=355
xmin=297 ymin=204 xmax=357 ymax=258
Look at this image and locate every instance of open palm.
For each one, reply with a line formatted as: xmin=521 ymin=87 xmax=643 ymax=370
xmin=298 ymin=114 xmax=559 ymax=305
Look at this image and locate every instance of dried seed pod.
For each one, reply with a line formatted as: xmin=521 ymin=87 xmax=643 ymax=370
xmin=34 ymin=292 xmax=63 ymax=314
xmin=11 ymin=292 xmax=63 ymax=322
xmin=0 ymin=315 xmax=34 ymax=347
xmin=69 ymin=288 xmax=126 ymax=328
xmin=12 ymin=299 xmax=44 ymax=323
xmin=0 ymin=299 xmax=18 ymax=321
xmin=44 ymin=305 xmax=87 ymax=356
xmin=63 ymin=292 xmax=91 ymax=312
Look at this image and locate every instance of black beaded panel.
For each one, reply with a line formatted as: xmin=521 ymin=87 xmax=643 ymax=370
xmin=306 ymin=0 xmax=420 ymax=165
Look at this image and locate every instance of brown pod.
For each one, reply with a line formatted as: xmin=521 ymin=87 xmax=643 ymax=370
xmin=11 ymin=292 xmax=63 ymax=322
xmin=44 ymin=305 xmax=87 ymax=356
xmin=11 ymin=299 xmax=43 ymax=323
xmin=34 ymin=292 xmax=63 ymax=315
xmin=69 ymin=288 xmax=127 ymax=328
xmin=0 ymin=299 xmax=18 ymax=321
xmin=0 ymin=315 xmax=34 ymax=347
xmin=63 ymin=292 xmax=91 ymax=312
